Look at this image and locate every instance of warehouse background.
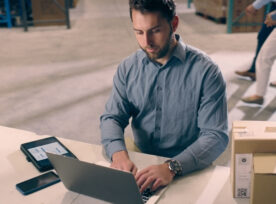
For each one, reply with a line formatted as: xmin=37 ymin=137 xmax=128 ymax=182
xmin=0 ymin=0 xmax=275 ymax=166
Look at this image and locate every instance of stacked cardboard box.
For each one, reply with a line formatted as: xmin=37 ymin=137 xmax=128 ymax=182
xmin=231 ymin=121 xmax=276 ymax=199
xmin=70 ymin=0 xmax=79 ymax=8
xmin=231 ymin=0 xmax=265 ymax=33
xmin=194 ymin=0 xmax=265 ymax=32
xmin=32 ymin=0 xmax=66 ymax=26
xmin=194 ymin=0 xmax=227 ymax=19
xmin=251 ymin=153 xmax=276 ymax=204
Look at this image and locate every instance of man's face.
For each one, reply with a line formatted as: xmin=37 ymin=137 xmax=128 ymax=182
xmin=132 ymin=10 xmax=174 ymax=63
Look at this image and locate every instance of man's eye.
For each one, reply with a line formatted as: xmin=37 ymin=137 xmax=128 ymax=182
xmin=152 ymin=29 xmax=160 ymax=33
xmin=135 ymin=31 xmax=143 ymax=35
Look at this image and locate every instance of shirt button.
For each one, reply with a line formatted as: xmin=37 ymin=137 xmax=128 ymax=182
xmin=157 ymin=86 xmax=162 ymax=91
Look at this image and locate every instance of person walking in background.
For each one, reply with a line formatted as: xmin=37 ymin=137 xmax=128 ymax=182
xmin=242 ymin=10 xmax=276 ymax=105
xmin=235 ymin=0 xmax=276 ymax=81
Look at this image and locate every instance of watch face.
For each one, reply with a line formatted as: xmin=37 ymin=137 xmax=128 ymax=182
xmin=168 ymin=160 xmax=182 ymax=176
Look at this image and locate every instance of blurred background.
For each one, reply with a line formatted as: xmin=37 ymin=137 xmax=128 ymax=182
xmin=0 ymin=0 xmax=275 ymax=166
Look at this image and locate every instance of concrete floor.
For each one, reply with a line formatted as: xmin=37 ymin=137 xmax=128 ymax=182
xmin=0 ymin=0 xmax=275 ymax=166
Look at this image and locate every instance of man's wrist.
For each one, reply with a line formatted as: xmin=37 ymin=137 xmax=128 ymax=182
xmin=165 ymin=159 xmax=182 ymax=176
xmin=112 ymin=150 xmax=129 ymax=161
xmin=164 ymin=162 xmax=176 ymax=177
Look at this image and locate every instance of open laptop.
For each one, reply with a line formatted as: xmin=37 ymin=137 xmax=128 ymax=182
xmin=46 ymin=152 xmax=167 ymax=204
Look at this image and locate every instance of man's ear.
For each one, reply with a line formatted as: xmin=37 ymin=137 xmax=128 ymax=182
xmin=171 ymin=16 xmax=179 ymax=32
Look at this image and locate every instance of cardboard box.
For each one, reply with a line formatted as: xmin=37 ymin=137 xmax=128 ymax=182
xmin=231 ymin=0 xmax=265 ymax=33
xmin=251 ymin=153 xmax=276 ymax=204
xmin=71 ymin=0 xmax=79 ymax=8
xmin=194 ymin=0 xmax=227 ymax=19
xmin=31 ymin=0 xmax=66 ymax=26
xmin=194 ymin=0 xmax=265 ymax=32
xmin=231 ymin=121 xmax=276 ymax=198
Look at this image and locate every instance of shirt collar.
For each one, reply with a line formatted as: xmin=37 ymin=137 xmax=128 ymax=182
xmin=171 ymin=34 xmax=187 ymax=64
xmin=141 ymin=34 xmax=187 ymax=66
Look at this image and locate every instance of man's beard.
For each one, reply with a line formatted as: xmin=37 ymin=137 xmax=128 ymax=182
xmin=141 ymin=29 xmax=174 ymax=62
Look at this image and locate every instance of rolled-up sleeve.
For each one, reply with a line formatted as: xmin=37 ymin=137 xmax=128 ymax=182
xmin=174 ymin=66 xmax=229 ymax=175
xmin=100 ymin=63 xmax=132 ymax=160
xmin=253 ymin=0 xmax=273 ymax=9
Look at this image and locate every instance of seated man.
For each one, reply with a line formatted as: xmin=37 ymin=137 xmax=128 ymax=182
xmin=100 ymin=0 xmax=229 ymax=193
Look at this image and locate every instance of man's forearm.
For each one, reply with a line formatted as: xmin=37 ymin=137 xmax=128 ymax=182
xmin=111 ymin=150 xmax=138 ymax=174
xmin=173 ymin=131 xmax=228 ymax=175
xmin=112 ymin=150 xmax=129 ymax=161
xmin=101 ymin=118 xmax=127 ymax=159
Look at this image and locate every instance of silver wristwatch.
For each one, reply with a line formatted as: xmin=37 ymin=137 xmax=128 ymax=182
xmin=165 ymin=159 xmax=182 ymax=176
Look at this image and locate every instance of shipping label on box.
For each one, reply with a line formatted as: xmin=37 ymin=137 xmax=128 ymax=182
xmin=235 ymin=154 xmax=252 ymax=198
xmin=231 ymin=120 xmax=276 ymax=198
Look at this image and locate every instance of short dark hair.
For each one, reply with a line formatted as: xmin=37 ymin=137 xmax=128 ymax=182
xmin=129 ymin=0 xmax=176 ymax=22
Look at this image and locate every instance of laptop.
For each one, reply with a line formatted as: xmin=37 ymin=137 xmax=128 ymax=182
xmin=46 ymin=152 xmax=168 ymax=204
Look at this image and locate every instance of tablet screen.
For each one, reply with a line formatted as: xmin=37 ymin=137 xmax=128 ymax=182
xmin=28 ymin=142 xmax=68 ymax=161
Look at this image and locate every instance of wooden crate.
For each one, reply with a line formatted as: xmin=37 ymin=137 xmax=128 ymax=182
xmin=194 ymin=0 xmax=227 ymax=19
xmin=194 ymin=0 xmax=265 ymax=32
xmin=231 ymin=0 xmax=265 ymax=33
xmin=69 ymin=0 xmax=79 ymax=8
xmin=31 ymin=0 xmax=66 ymax=26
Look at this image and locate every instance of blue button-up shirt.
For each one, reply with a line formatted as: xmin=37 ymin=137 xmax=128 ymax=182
xmin=100 ymin=35 xmax=229 ymax=175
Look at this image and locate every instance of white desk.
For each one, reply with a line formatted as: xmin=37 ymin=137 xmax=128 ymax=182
xmin=0 ymin=126 xmax=249 ymax=204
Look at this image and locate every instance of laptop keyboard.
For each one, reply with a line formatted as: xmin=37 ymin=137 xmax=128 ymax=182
xmin=141 ymin=188 xmax=156 ymax=203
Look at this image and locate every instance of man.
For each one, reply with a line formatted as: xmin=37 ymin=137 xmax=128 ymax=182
xmin=235 ymin=0 xmax=276 ymax=81
xmin=242 ymin=10 xmax=276 ymax=105
xmin=100 ymin=0 xmax=228 ymax=193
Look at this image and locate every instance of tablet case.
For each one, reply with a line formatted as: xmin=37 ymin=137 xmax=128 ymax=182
xmin=20 ymin=136 xmax=77 ymax=172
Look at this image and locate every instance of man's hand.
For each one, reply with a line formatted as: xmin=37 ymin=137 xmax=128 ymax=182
xmin=111 ymin=150 xmax=138 ymax=175
xmin=246 ymin=4 xmax=257 ymax=16
xmin=265 ymin=13 xmax=276 ymax=27
xmin=135 ymin=163 xmax=174 ymax=193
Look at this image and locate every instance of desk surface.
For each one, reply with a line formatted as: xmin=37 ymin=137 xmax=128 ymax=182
xmin=0 ymin=126 xmax=249 ymax=204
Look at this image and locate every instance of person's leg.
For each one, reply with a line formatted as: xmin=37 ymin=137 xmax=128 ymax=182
xmin=248 ymin=23 xmax=275 ymax=73
xmin=242 ymin=29 xmax=276 ymax=105
xmin=249 ymin=3 xmax=276 ymax=73
xmin=236 ymin=3 xmax=276 ymax=80
xmin=255 ymin=29 xmax=276 ymax=96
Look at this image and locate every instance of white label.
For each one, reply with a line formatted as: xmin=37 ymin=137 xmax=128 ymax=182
xmin=232 ymin=128 xmax=249 ymax=133
xmin=233 ymin=128 xmax=254 ymax=138
xmin=235 ymin=154 xmax=252 ymax=198
xmin=28 ymin=142 xmax=68 ymax=161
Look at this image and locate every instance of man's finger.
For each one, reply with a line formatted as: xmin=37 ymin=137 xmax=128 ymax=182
xmin=136 ymin=172 xmax=148 ymax=187
xmin=131 ymin=166 xmax=138 ymax=175
xmin=140 ymin=176 xmax=155 ymax=193
xmin=151 ymin=178 xmax=162 ymax=191
xmin=135 ymin=168 xmax=149 ymax=180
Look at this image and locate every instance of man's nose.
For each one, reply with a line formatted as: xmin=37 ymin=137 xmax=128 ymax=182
xmin=144 ymin=32 xmax=153 ymax=46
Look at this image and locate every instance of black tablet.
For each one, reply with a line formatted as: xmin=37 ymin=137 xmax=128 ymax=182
xmin=20 ymin=136 xmax=77 ymax=172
